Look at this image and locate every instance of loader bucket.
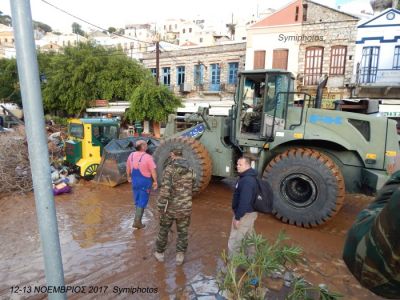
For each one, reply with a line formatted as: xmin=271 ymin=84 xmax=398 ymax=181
xmin=94 ymin=137 xmax=159 ymax=187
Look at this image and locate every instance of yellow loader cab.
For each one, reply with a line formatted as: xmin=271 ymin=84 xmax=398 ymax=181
xmin=65 ymin=118 xmax=120 ymax=178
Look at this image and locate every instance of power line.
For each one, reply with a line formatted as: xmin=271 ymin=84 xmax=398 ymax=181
xmin=40 ymin=0 xmax=154 ymax=45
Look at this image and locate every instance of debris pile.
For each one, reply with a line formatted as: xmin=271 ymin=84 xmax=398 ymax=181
xmin=0 ymin=125 xmax=77 ymax=197
xmin=0 ymin=127 xmax=32 ymax=194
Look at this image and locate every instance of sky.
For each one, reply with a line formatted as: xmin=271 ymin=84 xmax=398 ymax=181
xmin=0 ymin=0 xmax=364 ymax=33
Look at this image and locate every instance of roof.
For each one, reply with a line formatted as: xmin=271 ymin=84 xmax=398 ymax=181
xmin=358 ymin=8 xmax=400 ymax=28
xmin=240 ymin=69 xmax=295 ymax=78
xmin=74 ymin=118 xmax=119 ymax=125
xmin=307 ymin=0 xmax=360 ymax=19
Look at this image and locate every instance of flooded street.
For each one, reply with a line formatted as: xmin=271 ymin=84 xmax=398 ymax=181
xmin=0 ymin=180 xmax=382 ymax=299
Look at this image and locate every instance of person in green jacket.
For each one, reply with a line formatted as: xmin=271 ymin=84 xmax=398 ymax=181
xmin=343 ymin=170 xmax=400 ymax=298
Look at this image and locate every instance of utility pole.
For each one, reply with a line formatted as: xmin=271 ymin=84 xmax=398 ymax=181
xmin=10 ymin=0 xmax=65 ymax=299
xmin=156 ymin=39 xmax=160 ymax=85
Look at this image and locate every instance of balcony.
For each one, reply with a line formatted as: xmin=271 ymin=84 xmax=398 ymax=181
xmin=357 ymin=69 xmax=400 ymax=87
xmin=354 ymin=68 xmax=400 ymax=98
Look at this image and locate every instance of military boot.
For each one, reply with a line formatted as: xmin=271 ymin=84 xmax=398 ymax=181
xmin=176 ymin=252 xmax=185 ymax=265
xmin=133 ymin=207 xmax=146 ymax=229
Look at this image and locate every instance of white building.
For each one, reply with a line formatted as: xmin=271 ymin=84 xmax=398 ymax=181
xmin=352 ymin=8 xmax=400 ymax=98
xmin=38 ymin=32 xmax=88 ymax=48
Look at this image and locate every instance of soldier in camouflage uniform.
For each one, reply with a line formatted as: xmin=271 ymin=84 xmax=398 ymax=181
xmin=154 ymin=147 xmax=197 ymax=265
xmin=343 ymin=170 xmax=400 ymax=298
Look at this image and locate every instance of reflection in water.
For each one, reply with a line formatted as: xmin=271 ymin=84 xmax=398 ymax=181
xmin=72 ymin=197 xmax=103 ymax=249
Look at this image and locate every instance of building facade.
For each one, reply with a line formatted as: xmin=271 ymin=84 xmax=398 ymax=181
xmin=352 ymin=8 xmax=400 ymax=99
xmin=245 ymin=0 xmax=359 ymax=101
xmin=141 ymin=42 xmax=246 ymax=99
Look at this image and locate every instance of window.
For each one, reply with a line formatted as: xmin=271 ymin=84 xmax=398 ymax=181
xmin=360 ymin=46 xmax=380 ymax=83
xmin=295 ymin=6 xmax=299 ymax=22
xmin=151 ymin=68 xmax=157 ymax=78
xmin=189 ymin=28 xmax=192 ymax=33
xmin=302 ymin=4 xmax=308 ymax=21
xmin=194 ymin=64 xmax=204 ymax=85
xmin=304 ymin=47 xmax=324 ymax=85
xmin=210 ymin=64 xmax=221 ymax=91
xmin=330 ymin=46 xmax=347 ymax=75
xmin=169 ymin=25 xmax=172 ymax=31
xmin=162 ymin=67 xmax=171 ymax=85
xmin=228 ymin=62 xmax=239 ymax=84
xmin=68 ymin=123 xmax=84 ymax=139
xmin=393 ymin=46 xmax=400 ymax=69
xmin=199 ymin=38 xmax=203 ymax=43
xmin=183 ymin=28 xmax=186 ymax=33
xmin=272 ymin=49 xmax=289 ymax=70
xmin=254 ymin=50 xmax=266 ymax=69
xmin=175 ymin=24 xmax=177 ymax=29
xmin=177 ymin=66 xmax=185 ymax=85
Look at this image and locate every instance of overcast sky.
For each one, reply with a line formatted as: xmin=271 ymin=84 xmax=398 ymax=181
xmin=1 ymin=0 xmax=363 ymax=33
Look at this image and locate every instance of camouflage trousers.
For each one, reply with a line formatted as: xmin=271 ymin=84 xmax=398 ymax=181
xmin=155 ymin=214 xmax=191 ymax=253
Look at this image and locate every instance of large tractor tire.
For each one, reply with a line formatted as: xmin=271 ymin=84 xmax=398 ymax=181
xmin=153 ymin=137 xmax=212 ymax=194
xmin=263 ymin=148 xmax=345 ymax=227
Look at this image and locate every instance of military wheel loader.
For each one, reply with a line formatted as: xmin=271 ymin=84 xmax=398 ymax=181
xmin=153 ymin=69 xmax=400 ymax=227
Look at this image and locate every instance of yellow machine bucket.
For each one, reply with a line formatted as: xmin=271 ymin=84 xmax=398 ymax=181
xmin=94 ymin=137 xmax=159 ymax=187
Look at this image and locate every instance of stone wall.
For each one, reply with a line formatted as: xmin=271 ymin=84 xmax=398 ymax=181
xmin=297 ymin=1 xmax=359 ymax=99
xmin=141 ymin=43 xmax=246 ymax=99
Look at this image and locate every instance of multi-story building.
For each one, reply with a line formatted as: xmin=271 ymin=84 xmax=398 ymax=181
xmin=158 ymin=18 xmax=226 ymax=47
xmin=0 ymin=24 xmax=15 ymax=58
xmin=246 ymin=0 xmax=359 ymax=101
xmin=352 ymin=7 xmax=400 ymax=99
xmin=141 ymin=42 xmax=246 ymax=99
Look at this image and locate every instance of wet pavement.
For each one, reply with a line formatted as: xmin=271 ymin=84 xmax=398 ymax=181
xmin=0 ymin=180 xmax=383 ymax=299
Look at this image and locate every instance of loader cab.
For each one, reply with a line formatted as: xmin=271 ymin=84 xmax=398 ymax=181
xmin=236 ymin=70 xmax=294 ymax=144
xmin=65 ymin=118 xmax=120 ymax=178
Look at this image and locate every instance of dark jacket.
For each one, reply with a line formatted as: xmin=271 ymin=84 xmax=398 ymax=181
xmin=232 ymin=168 xmax=257 ymax=220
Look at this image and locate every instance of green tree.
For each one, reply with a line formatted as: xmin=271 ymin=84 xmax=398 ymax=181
xmin=39 ymin=43 xmax=153 ymax=116
xmin=108 ymin=27 xmax=116 ymax=34
xmin=33 ymin=21 xmax=52 ymax=33
xmin=125 ymin=81 xmax=182 ymax=122
xmin=0 ymin=11 xmax=11 ymax=26
xmin=72 ymin=22 xmax=85 ymax=36
xmin=0 ymin=58 xmax=21 ymax=104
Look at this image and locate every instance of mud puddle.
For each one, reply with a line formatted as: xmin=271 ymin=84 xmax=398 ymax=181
xmin=0 ymin=180 xmax=382 ymax=299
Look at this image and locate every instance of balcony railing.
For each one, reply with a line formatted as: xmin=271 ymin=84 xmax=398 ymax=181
xmin=357 ymin=69 xmax=400 ymax=86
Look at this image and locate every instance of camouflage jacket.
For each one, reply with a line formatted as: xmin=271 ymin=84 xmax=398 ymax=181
xmin=343 ymin=170 xmax=400 ymax=298
xmin=157 ymin=158 xmax=197 ymax=218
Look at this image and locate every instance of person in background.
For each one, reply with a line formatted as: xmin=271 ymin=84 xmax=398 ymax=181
xmin=154 ymin=147 xmax=197 ymax=265
xmin=126 ymin=140 xmax=157 ymax=229
xmin=343 ymin=170 xmax=400 ymax=298
xmin=228 ymin=157 xmax=258 ymax=257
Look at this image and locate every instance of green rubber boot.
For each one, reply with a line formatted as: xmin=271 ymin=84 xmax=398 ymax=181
xmin=133 ymin=207 xmax=146 ymax=229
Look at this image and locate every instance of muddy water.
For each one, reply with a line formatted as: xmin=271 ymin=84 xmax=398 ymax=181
xmin=0 ymin=180 xmax=382 ymax=299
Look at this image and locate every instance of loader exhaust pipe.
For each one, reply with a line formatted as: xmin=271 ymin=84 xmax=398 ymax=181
xmin=314 ymin=75 xmax=328 ymax=109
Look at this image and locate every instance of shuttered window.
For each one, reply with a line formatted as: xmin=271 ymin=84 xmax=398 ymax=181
xmin=254 ymin=50 xmax=266 ymax=69
xmin=272 ymin=49 xmax=289 ymax=70
xmin=330 ymin=46 xmax=347 ymax=75
xmin=304 ymin=47 xmax=323 ymax=85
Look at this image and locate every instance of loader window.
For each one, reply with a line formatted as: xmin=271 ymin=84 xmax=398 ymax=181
xmin=240 ymin=74 xmax=266 ymax=134
xmin=69 ymin=123 xmax=84 ymax=139
xmin=92 ymin=125 xmax=119 ymax=146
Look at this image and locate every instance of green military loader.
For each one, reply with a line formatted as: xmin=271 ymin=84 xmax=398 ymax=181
xmin=153 ymin=70 xmax=400 ymax=227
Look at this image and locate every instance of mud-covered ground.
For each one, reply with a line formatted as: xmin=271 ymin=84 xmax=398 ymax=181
xmin=0 ymin=180 xmax=383 ymax=299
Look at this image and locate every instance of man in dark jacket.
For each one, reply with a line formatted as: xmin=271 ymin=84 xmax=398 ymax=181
xmin=228 ymin=157 xmax=258 ymax=256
